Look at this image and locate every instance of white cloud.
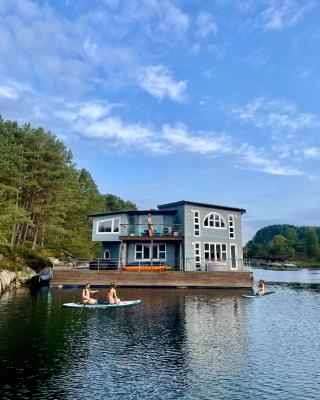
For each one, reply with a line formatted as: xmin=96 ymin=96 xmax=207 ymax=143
xmin=261 ymin=0 xmax=314 ymax=31
xmin=0 ymin=85 xmax=19 ymax=99
xmin=231 ymin=98 xmax=320 ymax=132
xmin=138 ymin=65 xmax=187 ymax=102
xmin=163 ymin=123 xmax=232 ymax=154
xmin=239 ymin=144 xmax=304 ymax=176
xmin=196 ymin=12 xmax=218 ymax=38
xmin=303 ymin=147 xmax=320 ymax=159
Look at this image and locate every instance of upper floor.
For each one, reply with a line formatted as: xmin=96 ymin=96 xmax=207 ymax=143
xmin=90 ymin=200 xmax=246 ymax=245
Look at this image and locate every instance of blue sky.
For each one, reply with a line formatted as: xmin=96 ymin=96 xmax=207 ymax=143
xmin=0 ymin=0 xmax=320 ymax=242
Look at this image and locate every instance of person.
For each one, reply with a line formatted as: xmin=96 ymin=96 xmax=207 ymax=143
xmin=147 ymin=213 xmax=153 ymax=236
xmin=106 ymin=282 xmax=120 ymax=304
xmin=257 ymin=279 xmax=265 ymax=296
xmin=82 ymin=283 xmax=98 ymax=304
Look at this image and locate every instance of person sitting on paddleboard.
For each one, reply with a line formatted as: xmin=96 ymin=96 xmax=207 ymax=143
xmin=106 ymin=282 xmax=120 ymax=304
xmin=257 ymin=279 xmax=265 ymax=296
xmin=82 ymin=283 xmax=98 ymax=304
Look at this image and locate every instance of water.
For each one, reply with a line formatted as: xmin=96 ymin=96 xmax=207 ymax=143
xmin=0 ymin=269 xmax=320 ymax=399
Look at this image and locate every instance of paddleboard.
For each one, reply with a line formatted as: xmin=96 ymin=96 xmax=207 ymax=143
xmin=63 ymin=300 xmax=142 ymax=309
xmin=242 ymin=291 xmax=276 ymax=298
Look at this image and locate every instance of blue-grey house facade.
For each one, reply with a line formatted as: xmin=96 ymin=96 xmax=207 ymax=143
xmin=90 ymin=200 xmax=247 ymax=271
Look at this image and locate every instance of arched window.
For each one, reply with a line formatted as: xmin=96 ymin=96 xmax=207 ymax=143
xmin=104 ymin=250 xmax=111 ymax=260
xmin=203 ymin=212 xmax=226 ymax=229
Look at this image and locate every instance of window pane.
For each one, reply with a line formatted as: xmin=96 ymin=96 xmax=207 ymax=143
xmin=113 ymin=219 xmax=119 ymax=232
xmin=159 ymin=244 xmax=165 ymax=251
xmin=152 ymin=245 xmax=158 ymax=259
xmin=98 ymin=220 xmax=112 ymax=232
xmin=222 ymin=244 xmax=226 ymax=251
xmin=204 ymin=243 xmax=209 ymax=250
xmin=144 ymin=245 xmax=150 ymax=259
xmin=215 ymin=221 xmax=219 ymax=227
xmin=221 ymin=221 xmax=225 ymax=228
xmin=136 ymin=244 xmax=142 ymax=252
xmin=136 ymin=252 xmax=142 ymax=259
xmin=159 ymin=251 xmax=166 ymax=260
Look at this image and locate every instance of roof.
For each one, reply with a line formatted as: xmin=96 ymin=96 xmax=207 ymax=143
xmin=158 ymin=200 xmax=246 ymax=214
xmin=89 ymin=209 xmax=177 ymax=217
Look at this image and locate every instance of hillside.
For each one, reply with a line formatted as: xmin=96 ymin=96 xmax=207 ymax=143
xmin=244 ymin=224 xmax=320 ymax=266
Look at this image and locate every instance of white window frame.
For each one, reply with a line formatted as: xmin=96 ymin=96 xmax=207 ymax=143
xmin=104 ymin=249 xmax=111 ymax=260
xmin=193 ymin=242 xmax=201 ymax=270
xmin=204 ymin=242 xmax=227 ymax=264
xmin=135 ymin=243 xmax=166 ymax=261
xmin=230 ymin=244 xmax=237 ymax=269
xmin=192 ymin=209 xmax=201 ymax=237
xmin=228 ymin=214 xmax=235 ymax=239
xmin=96 ymin=218 xmax=120 ymax=234
xmin=203 ymin=212 xmax=226 ymax=230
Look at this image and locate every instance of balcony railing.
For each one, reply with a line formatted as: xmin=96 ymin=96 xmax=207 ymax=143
xmin=54 ymin=257 xmax=251 ymax=272
xmin=119 ymin=223 xmax=182 ymax=237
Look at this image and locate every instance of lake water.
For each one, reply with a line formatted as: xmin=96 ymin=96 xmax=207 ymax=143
xmin=1 ymin=269 xmax=320 ymax=399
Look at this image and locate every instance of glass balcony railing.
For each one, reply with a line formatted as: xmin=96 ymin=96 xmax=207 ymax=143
xmin=119 ymin=224 xmax=182 ymax=237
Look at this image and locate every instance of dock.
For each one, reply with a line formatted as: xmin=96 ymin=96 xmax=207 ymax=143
xmin=51 ymin=270 xmax=253 ymax=289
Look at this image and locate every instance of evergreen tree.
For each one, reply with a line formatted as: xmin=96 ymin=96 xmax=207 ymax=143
xmin=305 ymin=228 xmax=319 ymax=258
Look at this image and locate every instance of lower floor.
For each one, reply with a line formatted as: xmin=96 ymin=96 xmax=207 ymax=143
xmin=101 ymin=241 xmax=249 ymax=271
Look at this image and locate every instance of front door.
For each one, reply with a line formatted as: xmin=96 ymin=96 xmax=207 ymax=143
xmin=230 ymin=244 xmax=237 ymax=269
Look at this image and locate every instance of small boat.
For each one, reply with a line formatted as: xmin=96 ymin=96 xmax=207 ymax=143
xmin=29 ymin=267 xmax=53 ymax=289
xmin=242 ymin=291 xmax=277 ymax=298
xmin=63 ymin=300 xmax=142 ymax=309
xmin=121 ymin=266 xmax=170 ymax=271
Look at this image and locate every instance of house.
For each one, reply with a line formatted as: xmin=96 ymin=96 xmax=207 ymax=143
xmin=90 ymin=200 xmax=247 ymax=271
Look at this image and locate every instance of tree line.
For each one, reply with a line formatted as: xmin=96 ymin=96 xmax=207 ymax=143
xmin=244 ymin=224 xmax=320 ymax=261
xmin=0 ymin=117 xmax=137 ymax=258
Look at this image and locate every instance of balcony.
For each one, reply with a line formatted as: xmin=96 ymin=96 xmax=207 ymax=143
xmin=119 ymin=224 xmax=183 ymax=241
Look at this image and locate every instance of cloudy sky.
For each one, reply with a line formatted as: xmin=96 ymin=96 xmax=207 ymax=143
xmin=1 ymin=0 xmax=320 ymax=242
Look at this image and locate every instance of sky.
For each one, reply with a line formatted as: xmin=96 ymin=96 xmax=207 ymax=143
xmin=0 ymin=0 xmax=320 ymax=243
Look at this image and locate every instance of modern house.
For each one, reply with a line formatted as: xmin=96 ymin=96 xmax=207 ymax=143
xmin=90 ymin=200 xmax=248 ymax=271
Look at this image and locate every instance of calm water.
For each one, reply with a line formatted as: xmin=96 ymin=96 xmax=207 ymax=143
xmin=1 ymin=269 xmax=320 ymax=400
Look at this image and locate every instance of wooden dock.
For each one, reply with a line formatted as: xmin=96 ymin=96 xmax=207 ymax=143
xmin=51 ymin=270 xmax=253 ymax=289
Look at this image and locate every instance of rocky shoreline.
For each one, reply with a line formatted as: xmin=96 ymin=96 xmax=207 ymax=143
xmin=0 ymin=268 xmax=35 ymax=297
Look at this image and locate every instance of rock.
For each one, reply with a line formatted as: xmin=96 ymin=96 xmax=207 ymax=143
xmin=0 ymin=268 xmax=36 ymax=296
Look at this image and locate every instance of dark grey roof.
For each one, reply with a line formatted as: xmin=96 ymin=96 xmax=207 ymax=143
xmin=158 ymin=200 xmax=246 ymax=214
xmin=89 ymin=209 xmax=177 ymax=217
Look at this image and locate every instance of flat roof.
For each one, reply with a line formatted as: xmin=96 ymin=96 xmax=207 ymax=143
xmin=158 ymin=200 xmax=246 ymax=214
xmin=89 ymin=209 xmax=177 ymax=217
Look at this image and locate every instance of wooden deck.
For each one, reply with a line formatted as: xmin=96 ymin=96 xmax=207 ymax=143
xmin=51 ymin=270 xmax=253 ymax=289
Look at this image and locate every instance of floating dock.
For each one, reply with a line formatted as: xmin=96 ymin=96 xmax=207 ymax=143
xmin=51 ymin=270 xmax=253 ymax=289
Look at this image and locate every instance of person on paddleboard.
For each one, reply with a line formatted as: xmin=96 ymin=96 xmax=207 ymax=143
xmin=106 ymin=282 xmax=120 ymax=304
xmin=82 ymin=283 xmax=98 ymax=304
xmin=257 ymin=279 xmax=265 ymax=296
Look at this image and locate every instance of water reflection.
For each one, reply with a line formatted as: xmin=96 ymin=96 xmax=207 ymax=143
xmin=1 ymin=281 xmax=320 ymax=399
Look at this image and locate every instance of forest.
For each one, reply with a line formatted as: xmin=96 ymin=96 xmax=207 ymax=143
xmin=244 ymin=224 xmax=320 ymax=263
xmin=0 ymin=117 xmax=136 ymax=265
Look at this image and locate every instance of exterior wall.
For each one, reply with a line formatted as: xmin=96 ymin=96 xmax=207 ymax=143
xmin=92 ymin=213 xmax=128 ymax=241
xmin=183 ymin=204 xmax=243 ymax=271
xmin=101 ymin=242 xmax=120 ymax=260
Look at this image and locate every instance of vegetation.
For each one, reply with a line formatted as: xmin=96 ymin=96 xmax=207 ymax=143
xmin=0 ymin=117 xmax=137 ymax=265
xmin=244 ymin=224 xmax=320 ymax=265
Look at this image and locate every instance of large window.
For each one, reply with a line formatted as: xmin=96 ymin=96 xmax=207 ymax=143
xmin=97 ymin=218 xmax=120 ymax=234
xmin=193 ymin=210 xmax=200 ymax=237
xmin=194 ymin=242 xmax=201 ymax=270
xmin=203 ymin=212 xmax=226 ymax=229
xmin=135 ymin=243 xmax=166 ymax=261
xmin=228 ymin=215 xmax=235 ymax=239
xmin=204 ymin=243 xmax=227 ymax=263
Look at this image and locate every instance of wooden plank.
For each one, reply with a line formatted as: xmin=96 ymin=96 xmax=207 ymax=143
xmin=51 ymin=270 xmax=253 ymax=289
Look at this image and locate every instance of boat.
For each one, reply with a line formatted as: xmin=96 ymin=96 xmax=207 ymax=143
xmin=242 ymin=291 xmax=277 ymax=298
xmin=63 ymin=300 xmax=143 ymax=309
xmin=121 ymin=265 xmax=170 ymax=271
xmin=29 ymin=267 xmax=53 ymax=289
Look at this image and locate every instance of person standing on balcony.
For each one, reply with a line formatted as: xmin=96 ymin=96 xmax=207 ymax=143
xmin=147 ymin=214 xmax=153 ymax=236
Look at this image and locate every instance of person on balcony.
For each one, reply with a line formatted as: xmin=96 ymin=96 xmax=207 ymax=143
xmin=147 ymin=214 xmax=153 ymax=236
